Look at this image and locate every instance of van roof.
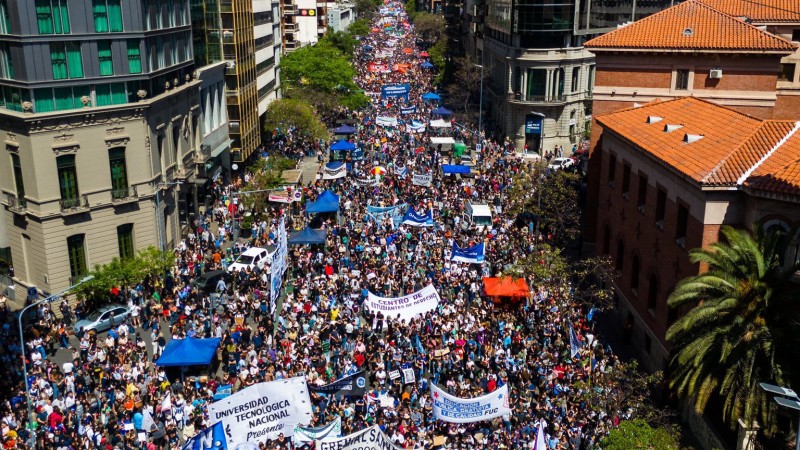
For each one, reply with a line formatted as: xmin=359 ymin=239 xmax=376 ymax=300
xmin=471 ymin=204 xmax=492 ymax=216
xmin=241 ymin=247 xmax=267 ymax=256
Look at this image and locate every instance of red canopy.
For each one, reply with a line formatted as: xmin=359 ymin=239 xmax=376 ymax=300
xmin=402 ymin=47 xmax=414 ymax=54
xmin=482 ymin=277 xmax=530 ymax=298
xmin=419 ymin=51 xmax=430 ymax=57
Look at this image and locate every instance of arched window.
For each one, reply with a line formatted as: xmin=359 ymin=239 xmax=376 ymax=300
xmin=615 ymin=239 xmax=625 ymax=271
xmin=631 ymin=255 xmax=640 ymax=292
xmin=648 ymin=274 xmax=658 ymax=314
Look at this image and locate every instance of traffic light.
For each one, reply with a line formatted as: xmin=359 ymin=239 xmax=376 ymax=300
xmin=299 ymin=8 xmax=316 ymax=16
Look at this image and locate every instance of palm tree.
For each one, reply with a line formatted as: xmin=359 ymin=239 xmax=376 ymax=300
xmin=666 ymin=225 xmax=800 ymax=435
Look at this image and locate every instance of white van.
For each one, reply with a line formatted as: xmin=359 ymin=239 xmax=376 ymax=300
xmin=227 ymin=246 xmax=276 ymax=273
xmin=462 ymin=203 xmax=493 ymax=231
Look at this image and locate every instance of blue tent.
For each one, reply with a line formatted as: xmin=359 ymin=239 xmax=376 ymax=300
xmin=420 ymin=61 xmax=434 ymax=69
xmin=334 ymin=125 xmax=357 ymax=134
xmin=422 ymin=92 xmax=441 ymax=101
xmin=288 ymin=226 xmax=328 ymax=245
xmin=156 ymin=338 xmax=221 ymax=367
xmin=442 ymin=164 xmax=471 ymax=174
xmin=330 ymin=139 xmax=356 ymax=151
xmin=306 ymin=190 xmax=340 ymax=213
xmin=431 ymin=106 xmax=453 ymax=115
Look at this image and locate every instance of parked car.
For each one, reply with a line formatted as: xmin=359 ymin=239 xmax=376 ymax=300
xmin=547 ymin=157 xmax=575 ymax=171
xmin=192 ymin=270 xmax=227 ymax=293
xmin=73 ymin=304 xmax=130 ymax=335
xmin=227 ymin=246 xmax=276 ymax=273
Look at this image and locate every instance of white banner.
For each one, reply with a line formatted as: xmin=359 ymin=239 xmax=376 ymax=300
xmin=402 ymin=368 xmax=415 ymax=384
xmin=366 ymin=284 xmax=440 ymax=322
xmin=293 ymin=417 xmax=342 ymax=447
xmin=270 ymin=217 xmax=288 ymax=312
xmin=412 ymin=173 xmax=432 ymax=187
xmin=209 ymin=377 xmax=313 ymax=446
xmin=430 ymin=383 xmax=511 ymax=423
xmin=323 ymin=163 xmax=347 ymax=180
xmin=316 ymin=426 xmax=400 ymax=450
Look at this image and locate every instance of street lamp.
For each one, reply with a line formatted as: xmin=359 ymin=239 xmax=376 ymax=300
xmin=155 ymin=181 xmax=183 ymax=252
xmin=475 ymin=50 xmax=485 ymax=152
xmin=761 ymin=382 xmax=800 ymax=450
xmin=18 ymin=275 xmax=94 ymax=449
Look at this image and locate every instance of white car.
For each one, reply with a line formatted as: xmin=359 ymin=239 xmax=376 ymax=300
xmin=227 ymin=246 xmax=276 ymax=273
xmin=547 ymin=157 xmax=575 ymax=171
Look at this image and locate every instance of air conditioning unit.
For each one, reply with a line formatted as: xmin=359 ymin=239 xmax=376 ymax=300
xmin=709 ymin=69 xmax=723 ymax=79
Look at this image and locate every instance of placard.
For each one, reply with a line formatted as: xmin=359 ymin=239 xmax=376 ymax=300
xmin=365 ymin=284 xmax=440 ymax=322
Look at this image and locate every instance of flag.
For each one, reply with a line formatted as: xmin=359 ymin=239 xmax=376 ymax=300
xmin=182 ymin=422 xmax=227 ymax=450
xmin=569 ymin=323 xmax=582 ymax=358
xmin=587 ymin=306 xmax=595 ymax=321
xmin=162 ymin=392 xmax=172 ymax=411
xmin=141 ymin=408 xmax=155 ymax=433
xmin=450 ymin=242 xmax=485 ymax=264
xmin=532 ymin=420 xmax=546 ymax=450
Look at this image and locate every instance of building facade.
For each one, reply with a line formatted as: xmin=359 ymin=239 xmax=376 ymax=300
xmin=281 ymin=0 xmax=321 ymax=52
xmin=254 ymin=0 xmax=282 ymax=116
xmin=0 ymin=0 xmax=203 ymax=294
xmin=326 ymin=3 xmax=354 ymax=33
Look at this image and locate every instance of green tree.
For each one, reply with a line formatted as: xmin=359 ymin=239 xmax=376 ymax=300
xmin=281 ymin=41 xmax=358 ymax=93
xmin=405 ymin=0 xmax=418 ymax=21
xmin=321 ymin=29 xmax=359 ymax=57
xmin=601 ymin=420 xmax=680 ymax=450
xmin=666 ymin=225 xmax=800 ymax=435
xmin=73 ymin=247 xmax=174 ymax=300
xmin=347 ymin=18 xmax=370 ymax=38
xmin=238 ymin=156 xmax=297 ymax=214
xmin=413 ymin=12 xmax=446 ymax=44
xmin=427 ymin=37 xmax=448 ymax=83
xmin=263 ymin=98 xmax=329 ymax=142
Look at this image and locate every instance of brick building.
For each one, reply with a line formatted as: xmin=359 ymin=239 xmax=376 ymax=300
xmin=591 ymin=96 xmax=800 ymax=371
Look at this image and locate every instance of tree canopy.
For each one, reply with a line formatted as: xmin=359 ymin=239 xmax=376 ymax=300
xmin=72 ymin=247 xmax=174 ymax=300
xmin=601 ymin=420 xmax=680 ymax=450
xmin=262 ymin=98 xmax=329 ymax=142
xmin=413 ymin=12 xmax=446 ymax=44
xmin=238 ymin=156 xmax=297 ymax=215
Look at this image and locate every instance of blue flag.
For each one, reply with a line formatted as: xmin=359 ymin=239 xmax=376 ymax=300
xmin=587 ymin=307 xmax=595 ymax=322
xmin=450 ymin=242 xmax=485 ymax=264
xmin=402 ymin=206 xmax=434 ymax=227
xmin=569 ymin=323 xmax=582 ymax=358
xmin=182 ymin=422 xmax=227 ymax=450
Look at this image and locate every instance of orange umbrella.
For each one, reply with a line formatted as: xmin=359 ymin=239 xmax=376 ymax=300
xmin=402 ymin=48 xmax=413 ymax=54
xmin=371 ymin=27 xmax=380 ymax=32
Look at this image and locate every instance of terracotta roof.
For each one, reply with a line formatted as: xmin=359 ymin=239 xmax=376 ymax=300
xmin=745 ymin=127 xmax=800 ymax=196
xmin=584 ymin=0 xmax=797 ymax=52
xmin=696 ymin=0 xmax=800 ymax=23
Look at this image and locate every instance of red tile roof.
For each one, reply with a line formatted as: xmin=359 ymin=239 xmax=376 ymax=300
xmin=696 ymin=0 xmax=800 ymax=23
xmin=745 ymin=129 xmax=800 ymax=196
xmin=584 ymin=0 xmax=797 ymax=52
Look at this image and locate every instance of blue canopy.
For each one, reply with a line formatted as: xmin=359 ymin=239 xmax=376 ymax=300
xmin=334 ymin=125 xmax=357 ymax=134
xmin=306 ymin=190 xmax=340 ymax=213
xmin=420 ymin=61 xmax=434 ymax=69
xmin=422 ymin=92 xmax=441 ymax=101
xmin=156 ymin=338 xmax=221 ymax=367
xmin=330 ymin=139 xmax=356 ymax=151
xmin=431 ymin=106 xmax=453 ymax=115
xmin=363 ymin=45 xmax=373 ymax=51
xmin=288 ymin=226 xmax=327 ymax=245
xmin=442 ymin=164 xmax=471 ymax=174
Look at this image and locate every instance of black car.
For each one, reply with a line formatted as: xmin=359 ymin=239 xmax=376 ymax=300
xmin=192 ymin=270 xmax=227 ymax=293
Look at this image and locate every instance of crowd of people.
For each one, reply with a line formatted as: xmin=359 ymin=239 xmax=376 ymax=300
xmin=0 ymin=2 xmax=633 ymax=450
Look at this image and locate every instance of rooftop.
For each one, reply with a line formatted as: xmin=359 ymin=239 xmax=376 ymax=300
xmin=696 ymin=0 xmax=800 ymax=23
xmin=584 ymin=0 xmax=797 ymax=52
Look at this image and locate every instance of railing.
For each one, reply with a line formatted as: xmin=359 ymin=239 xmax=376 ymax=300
xmin=59 ymin=194 xmax=89 ymax=212
xmin=5 ymin=193 xmax=26 ymax=213
xmin=283 ymin=5 xmax=298 ymax=14
xmin=111 ymin=185 xmax=138 ymax=202
xmin=284 ymin=22 xmax=298 ymax=32
xmin=285 ymin=41 xmax=300 ymax=50
xmin=508 ymin=93 xmax=567 ymax=103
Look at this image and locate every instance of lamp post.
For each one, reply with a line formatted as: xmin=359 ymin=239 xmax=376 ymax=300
xmin=18 ymin=275 xmax=94 ymax=449
xmin=475 ymin=50 xmax=485 ymax=150
xmin=761 ymin=382 xmax=800 ymax=450
xmin=155 ymin=181 xmax=183 ymax=252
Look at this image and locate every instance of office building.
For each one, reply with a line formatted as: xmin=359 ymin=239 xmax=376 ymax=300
xmin=254 ymin=0 xmax=281 ymax=115
xmin=282 ymin=0 xmax=321 ymax=52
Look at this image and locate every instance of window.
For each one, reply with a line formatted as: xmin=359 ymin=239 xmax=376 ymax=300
xmin=50 ymin=42 xmax=83 ymax=79
xmin=0 ymin=43 xmax=13 ymax=79
xmin=637 ymin=174 xmax=648 ymax=212
xmin=117 ymin=224 xmax=134 ymax=260
xmin=67 ymin=234 xmax=87 ymax=279
xmin=779 ymin=63 xmax=796 ymax=82
xmin=647 ymin=274 xmax=658 ymax=314
xmin=36 ymin=0 xmax=70 ymax=34
xmin=109 ymin=147 xmax=128 ymax=198
xmin=571 ymin=67 xmax=579 ymax=93
xmin=0 ymin=0 xmax=10 ymax=34
xmin=630 ymin=254 xmax=640 ymax=292
xmin=655 ymin=188 xmax=666 ymax=227
xmin=615 ymin=239 xmax=624 ymax=272
xmin=792 ymin=29 xmax=800 ymax=42
xmin=676 ymin=203 xmax=688 ymax=246
xmin=622 ymin=164 xmax=631 ymax=197
xmin=587 ymin=65 xmax=595 ymax=93
xmin=98 ymin=41 xmax=113 ymax=76
xmin=607 ymin=154 xmax=616 ymax=186
xmin=10 ymin=153 xmax=25 ymax=205
xmin=95 ymin=83 xmax=127 ymax=106
xmin=93 ymin=0 xmax=123 ymax=32
xmin=157 ymin=36 xmax=165 ymax=69
xmin=57 ymin=155 xmax=79 ymax=206
xmin=675 ymin=69 xmax=689 ymax=90
xmin=127 ymin=40 xmax=142 ymax=74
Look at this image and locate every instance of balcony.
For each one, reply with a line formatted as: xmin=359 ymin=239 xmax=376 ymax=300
xmin=284 ymin=41 xmax=301 ymax=51
xmin=283 ymin=5 xmax=298 ymax=14
xmin=5 ymin=193 xmax=26 ymax=214
xmin=59 ymin=194 xmax=89 ymax=214
xmin=111 ymin=185 xmax=138 ymax=204
xmin=508 ymin=92 xmax=567 ymax=104
xmin=195 ymin=144 xmax=211 ymax=163
xmin=174 ymin=166 xmax=191 ymax=180
xmin=284 ymin=22 xmax=298 ymax=32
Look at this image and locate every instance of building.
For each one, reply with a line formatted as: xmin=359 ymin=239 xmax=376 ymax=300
xmin=195 ymin=61 xmax=231 ymax=198
xmin=254 ymin=0 xmax=282 ymax=116
xmin=0 ymin=0 xmax=201 ymax=294
xmin=584 ymin=0 xmax=798 ymax=120
xmin=282 ymin=0 xmax=321 ymax=53
xmin=326 ymin=2 xmax=355 ymax=33
xmin=591 ymin=96 xmax=800 ymax=373
xmin=467 ymin=0 xmax=673 ymax=151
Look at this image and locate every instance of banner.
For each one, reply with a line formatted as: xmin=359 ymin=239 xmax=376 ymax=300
xmin=394 ymin=165 xmax=407 ymax=179
xmin=292 ymin=417 xmax=342 ymax=447
xmin=376 ymin=116 xmax=398 ymax=127
xmin=450 ymin=242 xmax=485 ymax=264
xmin=270 ymin=217 xmax=288 ymax=312
xmin=366 ymin=204 xmax=405 ymax=229
xmin=323 ymin=162 xmax=347 ymax=180
xmin=402 ymin=207 xmax=434 ymax=227
xmin=408 ymin=120 xmax=426 ymax=132
xmin=400 ymin=106 xmax=416 ymax=114
xmin=182 ymin=422 xmax=227 ymax=450
xmin=412 ymin=173 xmax=432 ymax=187
xmin=268 ymin=189 xmax=297 ymax=204
xmin=366 ymin=284 xmax=440 ymax=322
xmin=316 ymin=426 xmax=400 ymax=450
xmin=381 ymin=84 xmax=410 ymax=100
xmin=355 ymin=177 xmax=380 ymax=186
xmin=209 ymin=377 xmax=313 ymax=446
xmin=309 ymin=371 xmax=368 ymax=396
xmin=431 ymin=383 xmax=512 ymax=423
xmin=402 ymin=368 xmax=415 ymax=384
xmin=569 ymin=323 xmax=582 ymax=358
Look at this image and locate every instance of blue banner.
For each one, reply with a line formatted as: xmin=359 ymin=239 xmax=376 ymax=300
xmin=381 ymin=84 xmax=410 ymax=100
xmin=402 ymin=207 xmax=434 ymax=227
xmin=401 ymin=106 xmax=417 ymax=114
xmin=450 ymin=242 xmax=485 ymax=264
xmin=569 ymin=323 xmax=582 ymax=358
xmin=182 ymin=422 xmax=227 ymax=450
xmin=366 ymin=204 xmax=405 ymax=229
xmin=525 ymin=114 xmax=543 ymax=134
xmin=213 ymin=384 xmax=232 ymax=401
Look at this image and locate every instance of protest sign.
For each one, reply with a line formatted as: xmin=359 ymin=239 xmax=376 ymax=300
xmin=402 ymin=368 xmax=415 ymax=384
xmin=366 ymin=284 xmax=440 ymax=322
xmin=380 ymin=84 xmax=410 ymax=100
xmin=323 ymin=162 xmax=347 ymax=180
xmin=293 ymin=417 xmax=342 ymax=447
xmin=309 ymin=371 xmax=368 ymax=396
xmin=389 ymin=370 xmax=401 ymax=380
xmin=402 ymin=207 xmax=433 ymax=227
xmin=430 ymin=383 xmax=511 ymax=423
xmin=209 ymin=377 xmax=312 ymax=446
xmin=316 ymin=426 xmax=400 ymax=450
xmin=450 ymin=242 xmax=485 ymax=264
xmin=400 ymin=106 xmax=416 ymax=114
xmin=412 ymin=173 xmax=432 ymax=187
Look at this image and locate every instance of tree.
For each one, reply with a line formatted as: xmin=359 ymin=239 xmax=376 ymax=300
xmin=413 ymin=13 xmax=446 ymax=45
xmin=238 ymin=156 xmax=297 ymax=214
xmin=601 ymin=420 xmax=680 ymax=450
xmin=321 ymin=29 xmax=359 ymax=57
xmin=405 ymin=0 xmax=418 ymax=21
xmin=427 ymin=37 xmax=448 ymax=83
xmin=281 ymin=41 xmax=358 ymax=93
xmin=666 ymin=225 xmax=800 ymax=436
xmin=72 ymin=247 xmax=174 ymax=300
xmin=263 ymin=99 xmax=329 ymax=142
xmin=445 ymin=56 xmax=483 ymax=121
xmin=347 ymin=18 xmax=370 ymax=38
